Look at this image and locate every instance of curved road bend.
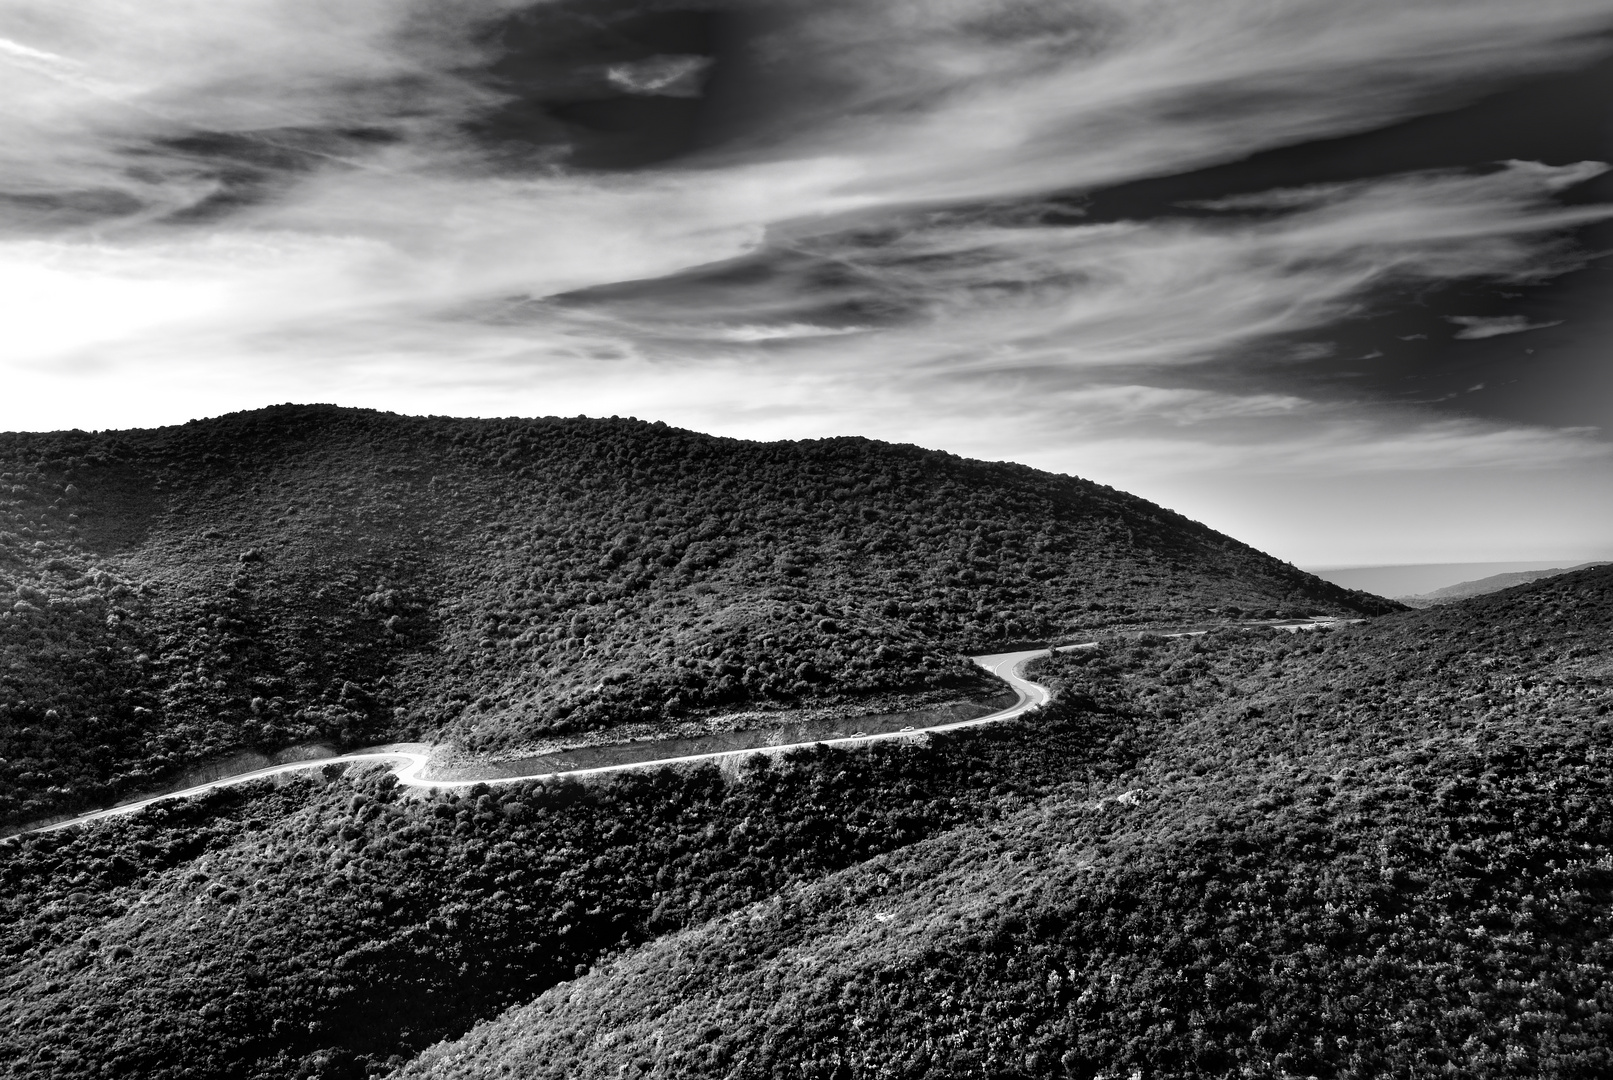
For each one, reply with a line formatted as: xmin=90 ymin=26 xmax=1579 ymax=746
xmin=24 ymin=646 xmax=1092 ymax=837
xmin=26 ymin=621 xmax=1344 ymax=837
xmin=15 ymin=618 xmax=1348 ymax=838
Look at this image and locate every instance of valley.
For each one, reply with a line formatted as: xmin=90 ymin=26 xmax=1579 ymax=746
xmin=1 ymin=410 xmax=1606 ymax=1080
xmin=0 ymin=405 xmax=1387 ymax=827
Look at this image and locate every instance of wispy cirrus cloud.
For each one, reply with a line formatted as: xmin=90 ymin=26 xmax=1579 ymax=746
xmin=1447 ymin=315 xmax=1567 ymax=339
xmin=552 ymin=161 xmax=1613 ymax=369
xmin=4 ymin=0 xmax=1613 ymax=562
xmin=1 ymin=0 xmax=1609 ymax=229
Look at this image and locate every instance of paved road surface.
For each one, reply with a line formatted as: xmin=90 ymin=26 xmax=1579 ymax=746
xmin=24 ymin=647 xmax=1080 ymax=836
xmin=22 ymin=618 xmax=1349 ymax=836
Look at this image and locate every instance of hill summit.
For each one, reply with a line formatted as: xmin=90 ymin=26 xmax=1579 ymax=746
xmin=0 ymin=404 xmax=1391 ymax=824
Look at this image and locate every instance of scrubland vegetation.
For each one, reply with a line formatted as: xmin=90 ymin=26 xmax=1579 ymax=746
xmin=1 ymin=565 xmax=1607 ymax=1079
xmin=396 ymin=565 xmax=1613 ymax=1080
xmin=0 ymin=700 xmax=1136 ymax=1080
xmin=11 ymin=406 xmax=1597 ymax=1080
xmin=0 ymin=405 xmax=1383 ymax=825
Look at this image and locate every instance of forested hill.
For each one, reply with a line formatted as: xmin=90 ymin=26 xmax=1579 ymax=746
xmin=1400 ymin=562 xmax=1611 ymax=607
xmin=397 ymin=564 xmax=1613 ymax=1080
xmin=0 ymin=405 xmax=1390 ymax=824
xmin=0 ymin=552 xmax=1598 ymax=1080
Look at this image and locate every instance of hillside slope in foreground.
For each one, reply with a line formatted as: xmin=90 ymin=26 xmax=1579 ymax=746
xmin=0 ymin=569 xmax=1598 ymax=1080
xmin=0 ymin=405 xmax=1387 ymax=825
xmin=404 ymin=565 xmax=1613 ymax=1080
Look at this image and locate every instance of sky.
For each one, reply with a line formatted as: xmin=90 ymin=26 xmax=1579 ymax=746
xmin=2 ymin=0 xmax=1613 ymax=568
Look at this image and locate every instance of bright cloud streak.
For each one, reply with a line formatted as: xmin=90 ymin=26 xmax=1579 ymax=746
xmin=1447 ymin=315 xmax=1567 ymax=340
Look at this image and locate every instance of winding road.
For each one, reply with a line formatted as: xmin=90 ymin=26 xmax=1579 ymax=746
xmin=22 ymin=618 xmax=1347 ymax=837
xmin=23 ymin=646 xmax=1078 ymax=837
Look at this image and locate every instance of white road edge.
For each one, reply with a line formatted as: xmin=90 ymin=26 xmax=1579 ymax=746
xmin=21 ymin=647 xmax=1081 ymax=836
xmin=21 ymin=619 xmax=1346 ymax=836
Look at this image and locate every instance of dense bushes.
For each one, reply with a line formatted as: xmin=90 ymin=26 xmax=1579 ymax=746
xmin=3 ymin=565 xmax=1606 ymax=1080
xmin=0 ymin=405 xmax=1388 ymax=824
xmin=0 ymin=694 xmax=1138 ymax=1080
xmin=395 ymin=566 xmax=1613 ymax=1080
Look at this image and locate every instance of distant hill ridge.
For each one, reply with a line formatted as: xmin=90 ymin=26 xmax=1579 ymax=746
xmin=0 ymin=404 xmax=1393 ymax=825
xmin=1396 ymin=562 xmax=1611 ymax=606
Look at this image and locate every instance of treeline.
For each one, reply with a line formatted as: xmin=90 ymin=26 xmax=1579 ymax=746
xmin=0 ymin=404 xmax=1390 ymax=824
xmin=0 ymin=693 xmax=1139 ymax=1080
xmin=396 ymin=565 xmax=1613 ymax=1080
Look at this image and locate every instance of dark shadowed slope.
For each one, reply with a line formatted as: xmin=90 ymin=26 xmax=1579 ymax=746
xmin=0 ymin=405 xmax=1391 ymax=825
xmin=0 ymin=672 xmax=1140 ymax=1080
xmin=398 ymin=565 xmax=1613 ymax=1080
xmin=1 ymin=567 xmax=1593 ymax=1080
